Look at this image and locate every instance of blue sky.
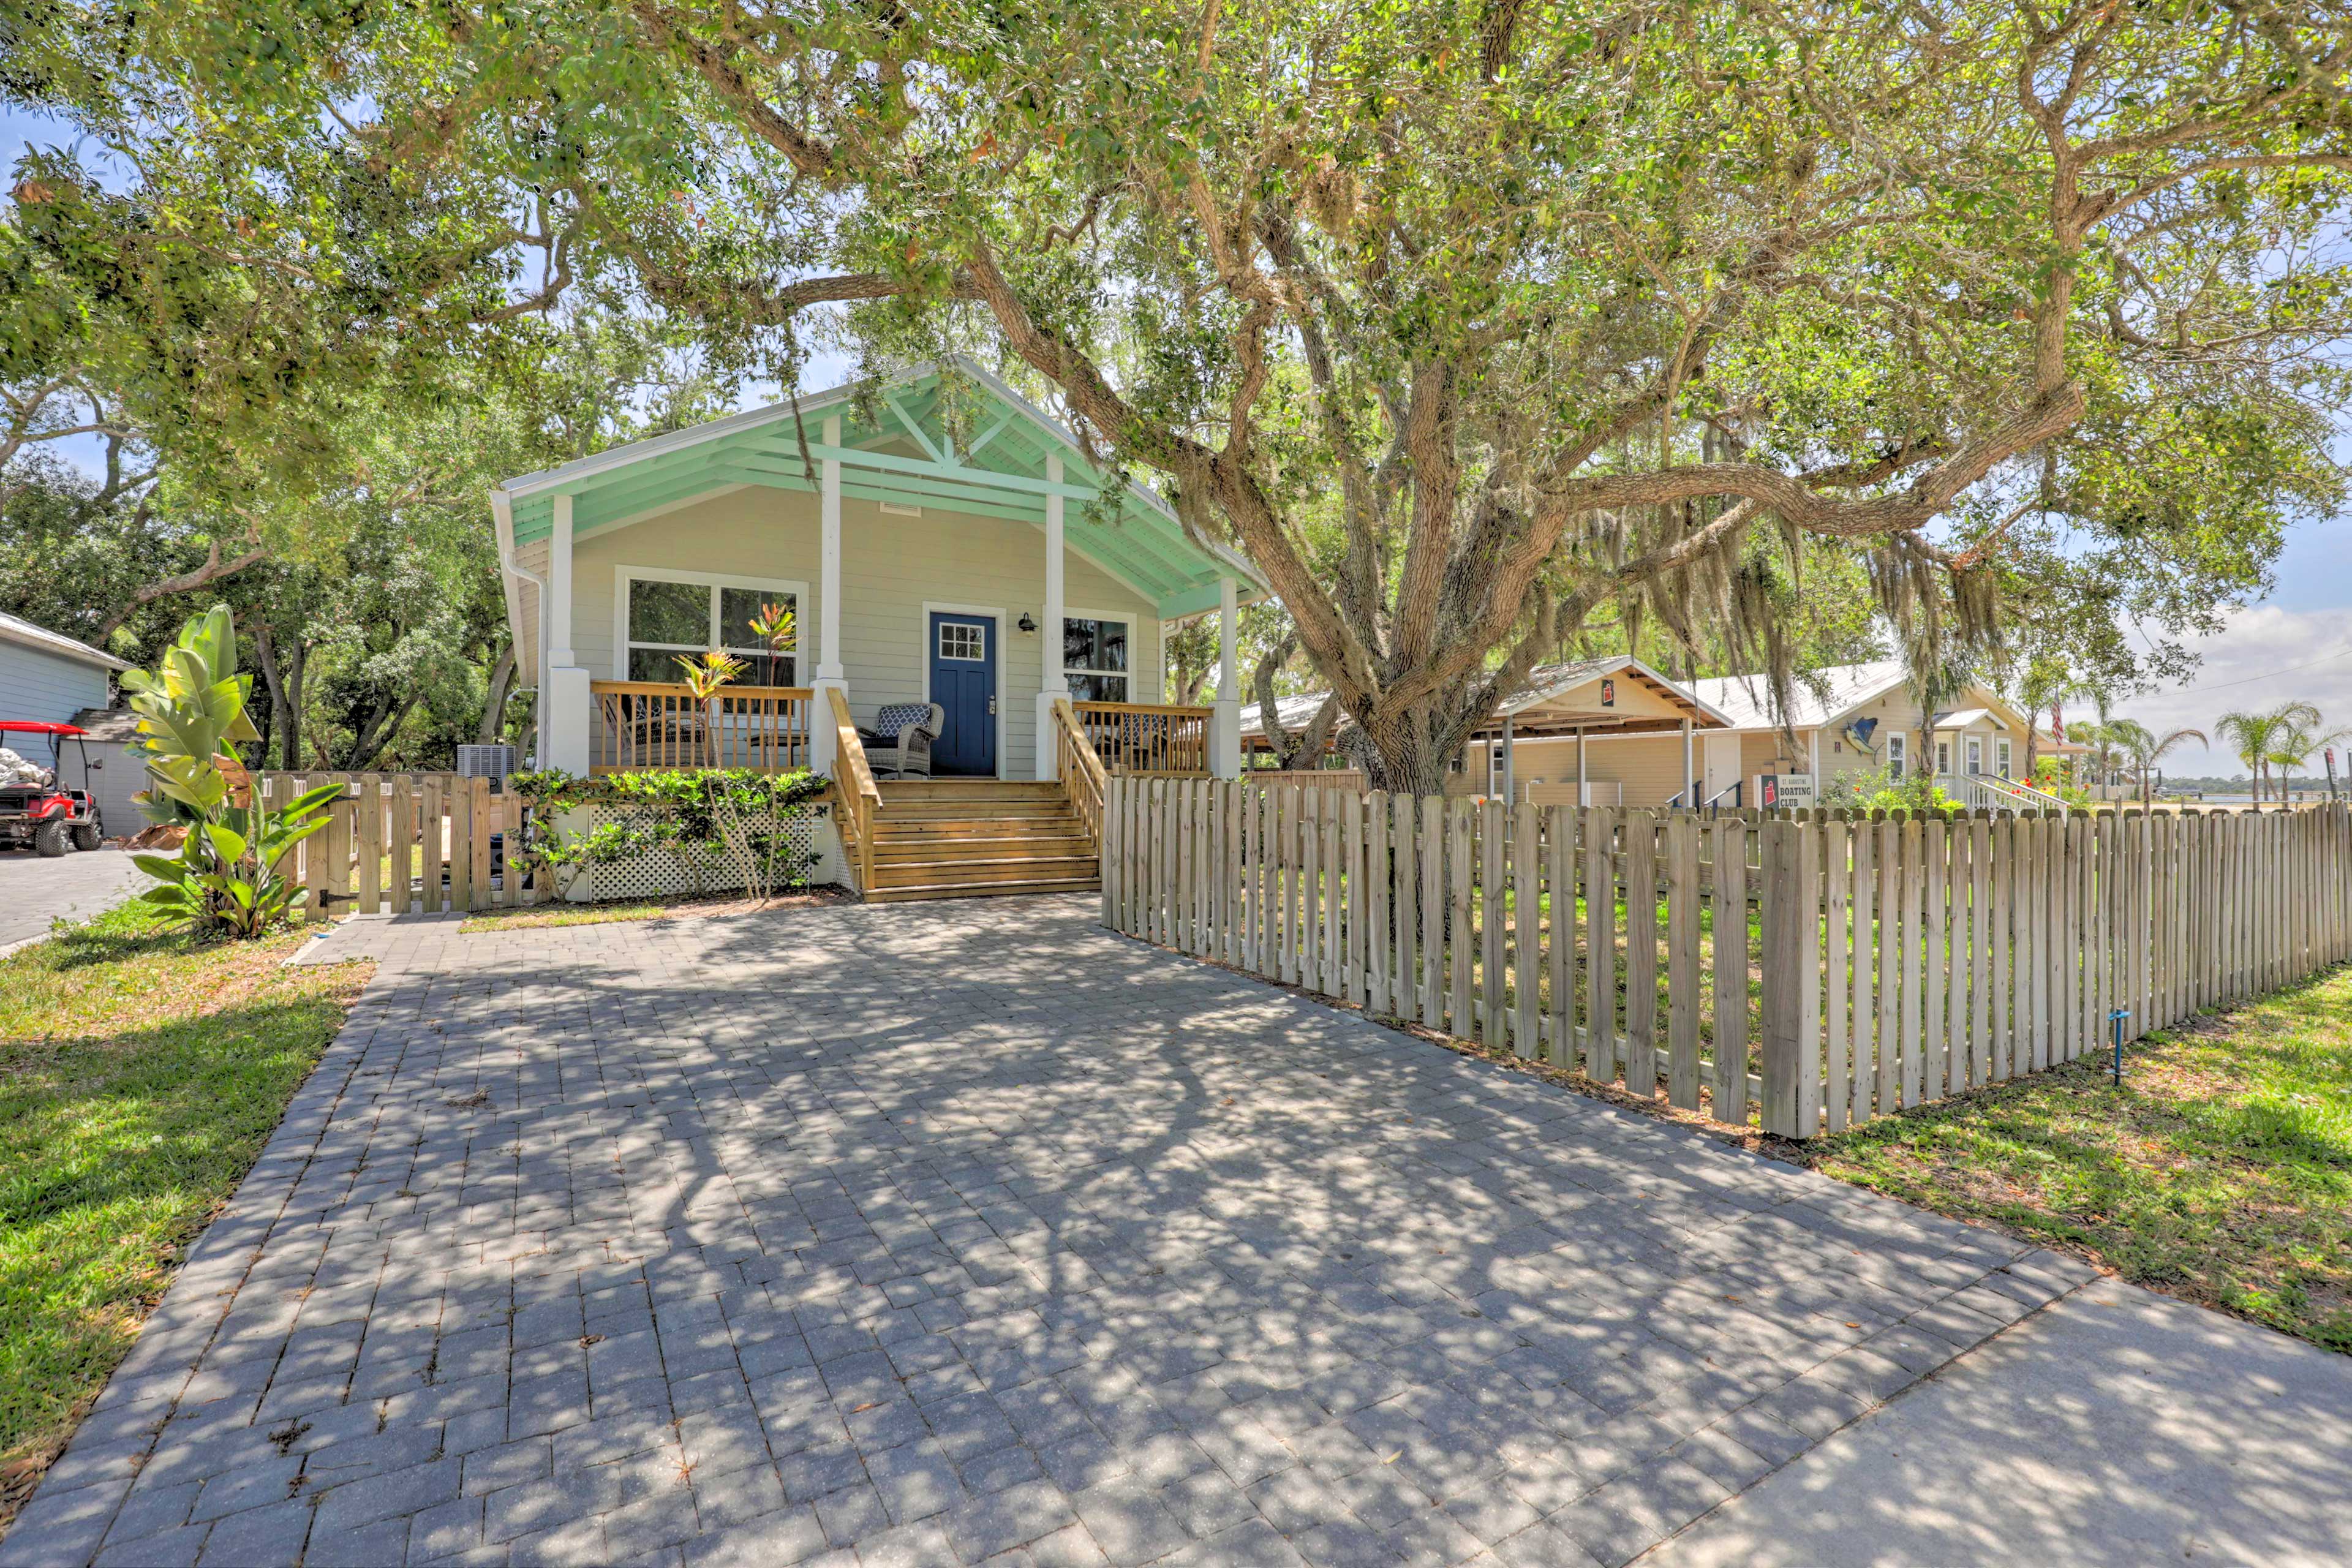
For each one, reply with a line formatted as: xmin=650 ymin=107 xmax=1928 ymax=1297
xmin=6 ymin=108 xmax=2346 ymax=775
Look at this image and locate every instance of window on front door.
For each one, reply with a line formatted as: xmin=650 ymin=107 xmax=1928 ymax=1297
xmin=1061 ymin=616 xmax=1131 ymax=703
xmin=625 ymin=576 xmax=798 ymax=684
xmin=938 ymin=620 xmax=986 ymax=662
xmin=1966 ymin=736 xmax=1983 ymax=775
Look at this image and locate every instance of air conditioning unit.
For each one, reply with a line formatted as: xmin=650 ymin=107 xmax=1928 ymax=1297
xmin=456 ymin=744 xmax=516 ymax=786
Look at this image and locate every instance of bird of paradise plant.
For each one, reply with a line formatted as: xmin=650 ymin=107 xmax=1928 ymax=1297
xmin=124 ymin=605 xmax=344 ymax=937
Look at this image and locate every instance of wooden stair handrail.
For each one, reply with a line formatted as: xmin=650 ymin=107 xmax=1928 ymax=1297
xmin=827 ymin=687 xmax=883 ymax=896
xmin=1050 ymin=698 xmax=1107 ymax=853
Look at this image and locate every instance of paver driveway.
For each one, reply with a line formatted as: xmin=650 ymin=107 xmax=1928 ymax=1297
xmin=4 ymin=897 xmax=2098 ymax=1568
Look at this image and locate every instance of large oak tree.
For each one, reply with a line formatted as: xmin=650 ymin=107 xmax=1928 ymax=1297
xmin=10 ymin=0 xmax=2351 ymax=790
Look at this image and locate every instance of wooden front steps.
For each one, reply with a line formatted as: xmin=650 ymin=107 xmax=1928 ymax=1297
xmin=862 ymin=780 xmax=1099 ymax=902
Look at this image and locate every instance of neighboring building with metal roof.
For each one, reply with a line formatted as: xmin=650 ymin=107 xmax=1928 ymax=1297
xmin=1243 ymin=655 xmax=2043 ymax=809
xmin=0 ymin=611 xmax=128 ymax=767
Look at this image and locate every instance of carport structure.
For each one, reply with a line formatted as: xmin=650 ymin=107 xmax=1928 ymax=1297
xmin=1466 ymin=655 xmax=1734 ymax=804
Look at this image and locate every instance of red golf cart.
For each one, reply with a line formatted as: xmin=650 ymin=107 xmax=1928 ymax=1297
xmin=0 ymin=721 xmax=107 ymax=856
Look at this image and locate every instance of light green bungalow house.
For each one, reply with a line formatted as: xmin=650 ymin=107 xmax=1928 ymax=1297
xmin=491 ymin=359 xmax=1267 ymax=900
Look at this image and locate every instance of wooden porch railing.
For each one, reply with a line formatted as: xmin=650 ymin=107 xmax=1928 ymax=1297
xmin=827 ymin=686 xmax=882 ymax=896
xmin=1050 ymin=698 xmax=1107 ymax=850
xmin=590 ymin=680 xmax=813 ymax=774
xmin=1072 ymin=701 xmax=1212 ymax=776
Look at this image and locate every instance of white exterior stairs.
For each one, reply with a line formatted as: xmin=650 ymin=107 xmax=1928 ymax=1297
xmin=862 ymin=780 xmax=1100 ymax=902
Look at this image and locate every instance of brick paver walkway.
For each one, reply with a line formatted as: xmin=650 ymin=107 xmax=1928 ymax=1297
xmin=4 ymin=897 xmax=2098 ymax=1568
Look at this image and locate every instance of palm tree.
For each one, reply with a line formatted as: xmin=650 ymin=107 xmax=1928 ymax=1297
xmin=1898 ymin=644 xmax=1973 ymax=793
xmin=2013 ymin=669 xmax=2112 ymax=793
xmin=2213 ymin=701 xmax=2322 ymax=804
xmin=2101 ymin=718 xmax=2208 ymax=806
xmin=2263 ymin=714 xmax=2348 ymax=804
xmin=2070 ymin=720 xmax=2130 ymax=799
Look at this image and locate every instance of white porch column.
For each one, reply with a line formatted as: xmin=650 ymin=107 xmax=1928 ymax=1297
xmin=1500 ymin=716 xmax=1515 ymax=804
xmin=1577 ymin=728 xmax=1587 ymax=805
xmin=1035 ymin=456 xmax=1067 ymax=780
xmin=1209 ymin=575 xmax=1242 ymax=778
xmin=1682 ymin=716 xmax=1694 ymax=805
xmin=541 ymin=492 xmax=592 ymax=774
xmin=811 ymin=413 xmax=846 ymax=776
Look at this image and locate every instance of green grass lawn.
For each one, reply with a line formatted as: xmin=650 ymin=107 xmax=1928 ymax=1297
xmin=0 ymin=906 xmax=369 ymax=1526
xmin=1807 ymin=965 xmax=2352 ymax=1352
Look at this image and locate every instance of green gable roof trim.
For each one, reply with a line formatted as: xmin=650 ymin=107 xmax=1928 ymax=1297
xmin=499 ymin=359 xmax=1267 ymax=621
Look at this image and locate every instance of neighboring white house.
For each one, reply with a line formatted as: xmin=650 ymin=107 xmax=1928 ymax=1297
xmin=0 ymin=611 xmax=128 ymax=766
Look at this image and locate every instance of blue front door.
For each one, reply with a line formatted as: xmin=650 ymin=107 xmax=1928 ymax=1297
xmin=927 ymin=613 xmax=998 ymax=776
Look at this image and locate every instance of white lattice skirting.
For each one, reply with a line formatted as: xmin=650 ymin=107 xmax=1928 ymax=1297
xmin=552 ymin=804 xmax=845 ymax=903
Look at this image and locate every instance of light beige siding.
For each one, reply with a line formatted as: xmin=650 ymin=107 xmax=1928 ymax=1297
xmin=1741 ymin=731 xmax=1801 ymax=778
xmin=1831 ymin=683 xmax=2019 ymax=779
xmin=1506 ymin=733 xmax=1693 ymax=807
xmin=567 ymin=484 xmax=1162 ymax=779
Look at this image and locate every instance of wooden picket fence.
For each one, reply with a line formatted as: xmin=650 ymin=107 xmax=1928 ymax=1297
xmin=254 ymin=772 xmax=539 ymax=918
xmin=1101 ymin=779 xmax=2352 ymax=1137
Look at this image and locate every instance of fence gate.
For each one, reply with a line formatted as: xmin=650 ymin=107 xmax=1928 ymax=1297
xmin=254 ymin=772 xmax=539 ymax=918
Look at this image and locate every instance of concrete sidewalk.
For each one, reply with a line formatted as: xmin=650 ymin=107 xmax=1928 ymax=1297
xmin=1643 ymin=1275 xmax=2352 ymax=1568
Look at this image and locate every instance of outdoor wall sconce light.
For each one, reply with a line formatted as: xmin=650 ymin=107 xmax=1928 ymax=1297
xmin=1017 ymin=613 xmax=1038 ymax=633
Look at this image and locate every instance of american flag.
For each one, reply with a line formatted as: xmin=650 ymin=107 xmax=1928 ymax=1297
xmin=2049 ymin=703 xmax=2065 ymax=742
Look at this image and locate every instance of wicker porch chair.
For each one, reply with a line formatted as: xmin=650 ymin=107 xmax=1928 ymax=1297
xmin=861 ymin=702 xmax=944 ymax=778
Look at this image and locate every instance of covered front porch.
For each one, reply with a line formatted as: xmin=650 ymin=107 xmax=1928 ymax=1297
xmin=490 ymin=360 xmax=1265 ymax=900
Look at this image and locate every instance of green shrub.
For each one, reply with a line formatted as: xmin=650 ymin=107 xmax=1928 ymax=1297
xmin=507 ymin=768 xmax=829 ymax=900
xmin=1819 ymin=764 xmax=1963 ymax=816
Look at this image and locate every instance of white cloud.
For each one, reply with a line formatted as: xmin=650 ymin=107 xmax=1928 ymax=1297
xmin=2115 ymin=605 xmax=2352 ymax=777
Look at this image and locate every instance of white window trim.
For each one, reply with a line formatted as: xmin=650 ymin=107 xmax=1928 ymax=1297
xmin=1060 ymin=603 xmax=1136 ymax=705
xmin=612 ymin=565 xmax=809 ymax=684
xmin=1886 ymin=732 xmax=1907 ymax=778
xmin=919 ymin=601 xmax=1008 ymax=780
xmin=1997 ymin=737 xmax=2013 ymax=777
xmin=937 ymin=622 xmax=987 ymax=662
xmin=1966 ymin=734 xmax=1984 ymax=775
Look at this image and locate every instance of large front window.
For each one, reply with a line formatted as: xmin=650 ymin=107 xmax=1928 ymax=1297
xmin=622 ymin=571 xmax=802 ymax=684
xmin=1062 ymin=615 xmax=1130 ymax=703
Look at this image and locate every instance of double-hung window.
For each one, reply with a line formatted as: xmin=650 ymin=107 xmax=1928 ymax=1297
xmin=1997 ymin=737 xmax=2013 ymax=777
xmin=1061 ymin=614 xmax=1131 ymax=703
xmin=620 ymin=570 xmax=803 ymax=685
xmin=1886 ymin=733 xmax=1907 ymax=779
